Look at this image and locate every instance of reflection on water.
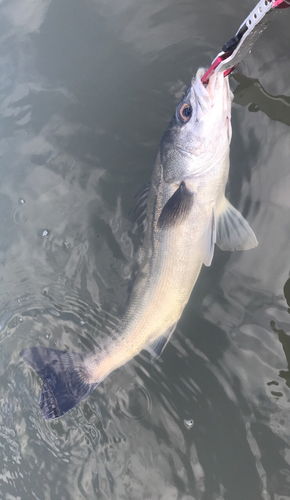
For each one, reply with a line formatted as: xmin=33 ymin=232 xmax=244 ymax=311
xmin=1 ymin=0 xmax=290 ymax=498
xmin=233 ymin=72 xmax=290 ymax=126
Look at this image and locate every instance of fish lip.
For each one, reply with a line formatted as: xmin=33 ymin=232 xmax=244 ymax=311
xmin=206 ymin=71 xmax=227 ymax=101
xmin=195 ymin=94 xmax=207 ymax=114
xmin=192 ymin=80 xmax=212 ymax=116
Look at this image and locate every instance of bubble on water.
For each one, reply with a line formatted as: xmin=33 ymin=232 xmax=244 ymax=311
xmin=45 ymin=333 xmax=50 ymax=339
xmin=19 ymin=198 xmax=25 ymax=205
xmin=17 ymin=299 xmax=21 ymax=303
xmin=12 ymin=206 xmax=28 ymax=226
xmin=41 ymin=229 xmax=49 ymax=238
xmin=184 ymin=419 xmax=194 ymax=429
xmin=19 ymin=317 xmax=23 ymax=322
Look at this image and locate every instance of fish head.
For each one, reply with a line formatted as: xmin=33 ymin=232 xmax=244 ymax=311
xmin=160 ymin=68 xmax=232 ymax=183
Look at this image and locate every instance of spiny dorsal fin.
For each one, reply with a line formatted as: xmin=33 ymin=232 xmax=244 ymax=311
xmin=130 ymin=182 xmax=150 ymax=236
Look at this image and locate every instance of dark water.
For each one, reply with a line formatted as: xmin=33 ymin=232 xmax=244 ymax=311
xmin=1 ymin=0 xmax=290 ymax=498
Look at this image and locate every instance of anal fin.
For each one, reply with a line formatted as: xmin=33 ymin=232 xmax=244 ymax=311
xmin=145 ymin=323 xmax=177 ymax=363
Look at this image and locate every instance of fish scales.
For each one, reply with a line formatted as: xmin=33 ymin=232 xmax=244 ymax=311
xmin=20 ymin=68 xmax=257 ymax=419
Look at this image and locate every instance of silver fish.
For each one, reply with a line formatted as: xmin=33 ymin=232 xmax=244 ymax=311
xmin=21 ymin=68 xmax=257 ymax=419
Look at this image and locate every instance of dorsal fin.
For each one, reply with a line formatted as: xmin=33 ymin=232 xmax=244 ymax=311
xmin=130 ymin=182 xmax=150 ymax=236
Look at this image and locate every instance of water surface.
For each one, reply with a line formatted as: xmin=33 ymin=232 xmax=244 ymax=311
xmin=1 ymin=0 xmax=290 ymax=499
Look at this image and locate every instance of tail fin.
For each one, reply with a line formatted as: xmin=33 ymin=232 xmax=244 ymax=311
xmin=20 ymin=347 xmax=97 ymax=420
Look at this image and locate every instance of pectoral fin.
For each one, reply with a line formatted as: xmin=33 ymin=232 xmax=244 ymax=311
xmin=145 ymin=323 xmax=177 ymax=363
xmin=216 ymin=198 xmax=258 ymax=251
xmin=158 ymin=182 xmax=194 ymax=229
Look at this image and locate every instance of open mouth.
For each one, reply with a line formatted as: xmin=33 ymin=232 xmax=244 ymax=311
xmin=206 ymin=71 xmax=226 ymax=101
xmin=192 ymin=69 xmax=212 ymax=112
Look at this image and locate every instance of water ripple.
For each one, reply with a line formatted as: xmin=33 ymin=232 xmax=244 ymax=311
xmin=114 ymin=381 xmax=152 ymax=422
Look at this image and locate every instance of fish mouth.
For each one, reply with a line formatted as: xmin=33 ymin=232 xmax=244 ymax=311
xmin=193 ymin=68 xmax=227 ymax=105
xmin=207 ymin=71 xmax=226 ymax=99
xmin=192 ymin=68 xmax=211 ymax=112
xmin=192 ymin=67 xmax=231 ymax=123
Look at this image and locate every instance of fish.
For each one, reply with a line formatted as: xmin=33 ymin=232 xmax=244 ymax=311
xmin=20 ymin=68 xmax=257 ymax=420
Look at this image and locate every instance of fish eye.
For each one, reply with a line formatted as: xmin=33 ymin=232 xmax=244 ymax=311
xmin=178 ymin=103 xmax=192 ymax=123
